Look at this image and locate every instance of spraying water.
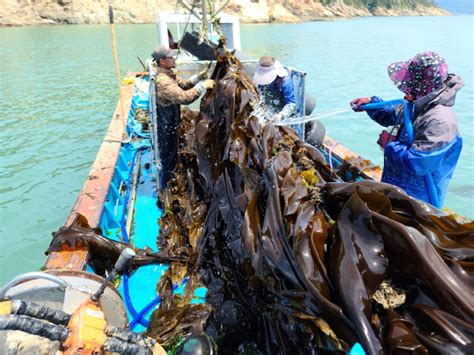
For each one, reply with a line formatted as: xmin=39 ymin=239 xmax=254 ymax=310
xmin=275 ymin=108 xmax=350 ymax=126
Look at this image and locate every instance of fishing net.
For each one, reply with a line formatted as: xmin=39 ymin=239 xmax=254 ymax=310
xmin=147 ymin=52 xmax=474 ymax=354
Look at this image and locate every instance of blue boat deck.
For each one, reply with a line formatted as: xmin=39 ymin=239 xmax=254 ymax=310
xmin=95 ymin=79 xmax=206 ymax=332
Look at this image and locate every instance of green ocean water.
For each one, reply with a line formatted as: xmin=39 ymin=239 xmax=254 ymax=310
xmin=0 ymin=16 xmax=473 ymax=285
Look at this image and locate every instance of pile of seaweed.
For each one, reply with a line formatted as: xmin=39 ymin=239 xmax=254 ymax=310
xmin=147 ymin=52 xmax=474 ymax=354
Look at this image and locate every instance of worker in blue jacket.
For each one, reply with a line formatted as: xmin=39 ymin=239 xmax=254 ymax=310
xmin=253 ymin=56 xmax=296 ymax=122
xmin=350 ymin=52 xmax=464 ymax=206
xmin=253 ymin=56 xmax=325 ymax=143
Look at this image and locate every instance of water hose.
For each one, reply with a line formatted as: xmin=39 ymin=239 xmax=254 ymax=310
xmin=129 ymin=277 xmax=189 ymax=331
xmin=361 ymin=99 xmax=441 ymax=208
xmin=129 ymin=293 xmax=161 ymax=330
xmin=275 ymin=108 xmax=350 ymax=126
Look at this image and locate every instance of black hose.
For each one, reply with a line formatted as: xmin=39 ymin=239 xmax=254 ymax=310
xmin=10 ymin=300 xmax=71 ymax=326
xmin=106 ymin=325 xmax=156 ymax=348
xmin=0 ymin=315 xmax=69 ymax=342
xmin=5 ymin=300 xmax=157 ymax=350
xmin=103 ymin=337 xmax=151 ymax=355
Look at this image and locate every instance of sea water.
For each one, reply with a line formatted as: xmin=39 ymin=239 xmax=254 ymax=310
xmin=0 ymin=16 xmax=473 ymax=284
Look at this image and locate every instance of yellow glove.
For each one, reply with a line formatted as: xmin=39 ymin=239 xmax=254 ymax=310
xmin=198 ymin=69 xmax=209 ymax=80
xmin=202 ymin=79 xmax=215 ymax=90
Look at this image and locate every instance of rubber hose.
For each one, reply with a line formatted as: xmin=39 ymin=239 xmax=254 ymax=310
xmin=0 ymin=315 xmax=69 ymax=342
xmin=106 ymin=325 xmax=156 ymax=347
xmin=10 ymin=300 xmax=71 ymax=326
xmin=129 ymin=295 xmax=160 ymax=330
xmin=103 ymin=336 xmax=150 ymax=355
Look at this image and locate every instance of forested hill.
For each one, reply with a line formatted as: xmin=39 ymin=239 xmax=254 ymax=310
xmin=1 ymin=0 xmax=449 ymax=27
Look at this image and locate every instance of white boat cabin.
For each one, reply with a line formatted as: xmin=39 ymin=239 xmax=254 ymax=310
xmin=156 ymin=11 xmax=241 ymax=59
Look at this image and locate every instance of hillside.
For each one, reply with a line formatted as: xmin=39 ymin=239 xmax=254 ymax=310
xmin=0 ymin=0 xmax=450 ymax=26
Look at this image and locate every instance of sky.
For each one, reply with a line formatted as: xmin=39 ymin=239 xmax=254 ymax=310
xmin=435 ymin=0 xmax=474 ymax=14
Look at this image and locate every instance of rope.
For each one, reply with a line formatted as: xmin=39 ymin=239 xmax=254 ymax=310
xmin=328 ymin=141 xmax=339 ymax=172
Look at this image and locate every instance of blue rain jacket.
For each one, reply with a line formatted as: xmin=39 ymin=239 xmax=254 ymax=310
xmin=365 ymin=74 xmax=464 ymax=205
xmin=258 ymin=75 xmax=296 ymax=119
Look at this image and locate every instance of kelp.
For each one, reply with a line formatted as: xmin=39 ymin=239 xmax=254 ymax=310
xmin=47 ymin=214 xmax=187 ymax=276
xmin=148 ymin=52 xmax=474 ymax=354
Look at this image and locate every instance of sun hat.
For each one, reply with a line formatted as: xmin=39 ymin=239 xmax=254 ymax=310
xmin=253 ymin=56 xmax=289 ymax=86
xmin=387 ymin=51 xmax=448 ymax=99
xmin=152 ymin=46 xmax=178 ymax=62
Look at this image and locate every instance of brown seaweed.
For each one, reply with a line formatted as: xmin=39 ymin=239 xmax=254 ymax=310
xmin=145 ymin=52 xmax=474 ymax=354
xmin=47 ymin=214 xmax=186 ymax=276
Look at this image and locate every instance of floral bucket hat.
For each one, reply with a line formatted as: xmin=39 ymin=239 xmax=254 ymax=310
xmin=387 ymin=51 xmax=448 ymax=99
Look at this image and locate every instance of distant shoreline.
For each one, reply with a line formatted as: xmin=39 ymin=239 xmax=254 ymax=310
xmin=0 ymin=2 xmax=450 ymax=27
xmin=1 ymin=13 xmax=456 ymax=28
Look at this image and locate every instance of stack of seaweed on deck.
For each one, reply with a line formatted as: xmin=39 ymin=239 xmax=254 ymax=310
xmin=148 ymin=52 xmax=474 ymax=354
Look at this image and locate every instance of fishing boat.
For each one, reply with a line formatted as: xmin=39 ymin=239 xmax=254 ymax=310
xmin=1 ymin=5 xmax=472 ymax=355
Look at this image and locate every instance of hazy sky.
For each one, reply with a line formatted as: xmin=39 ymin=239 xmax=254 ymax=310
xmin=436 ymin=0 xmax=474 ymax=14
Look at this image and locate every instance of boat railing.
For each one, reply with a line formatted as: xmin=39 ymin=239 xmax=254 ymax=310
xmin=287 ymin=67 xmax=307 ymax=138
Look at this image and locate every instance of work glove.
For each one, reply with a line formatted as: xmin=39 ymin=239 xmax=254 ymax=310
xmin=377 ymin=127 xmax=398 ymax=150
xmin=190 ymin=69 xmax=209 ymax=84
xmin=350 ymin=97 xmax=371 ymax=112
xmin=270 ymin=113 xmax=284 ymax=123
xmin=196 ymin=79 xmax=215 ymax=94
xmin=197 ymin=69 xmax=209 ymax=80
xmin=201 ymin=79 xmax=215 ymax=90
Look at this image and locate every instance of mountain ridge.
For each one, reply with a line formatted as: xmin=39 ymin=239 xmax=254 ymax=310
xmin=0 ymin=0 xmax=450 ymax=27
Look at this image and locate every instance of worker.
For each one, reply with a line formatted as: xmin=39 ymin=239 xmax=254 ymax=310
xmin=253 ymin=56 xmax=296 ymax=123
xmin=350 ymin=51 xmax=463 ymax=206
xmin=253 ymin=56 xmax=325 ymax=144
xmin=152 ymin=46 xmax=215 ymax=189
